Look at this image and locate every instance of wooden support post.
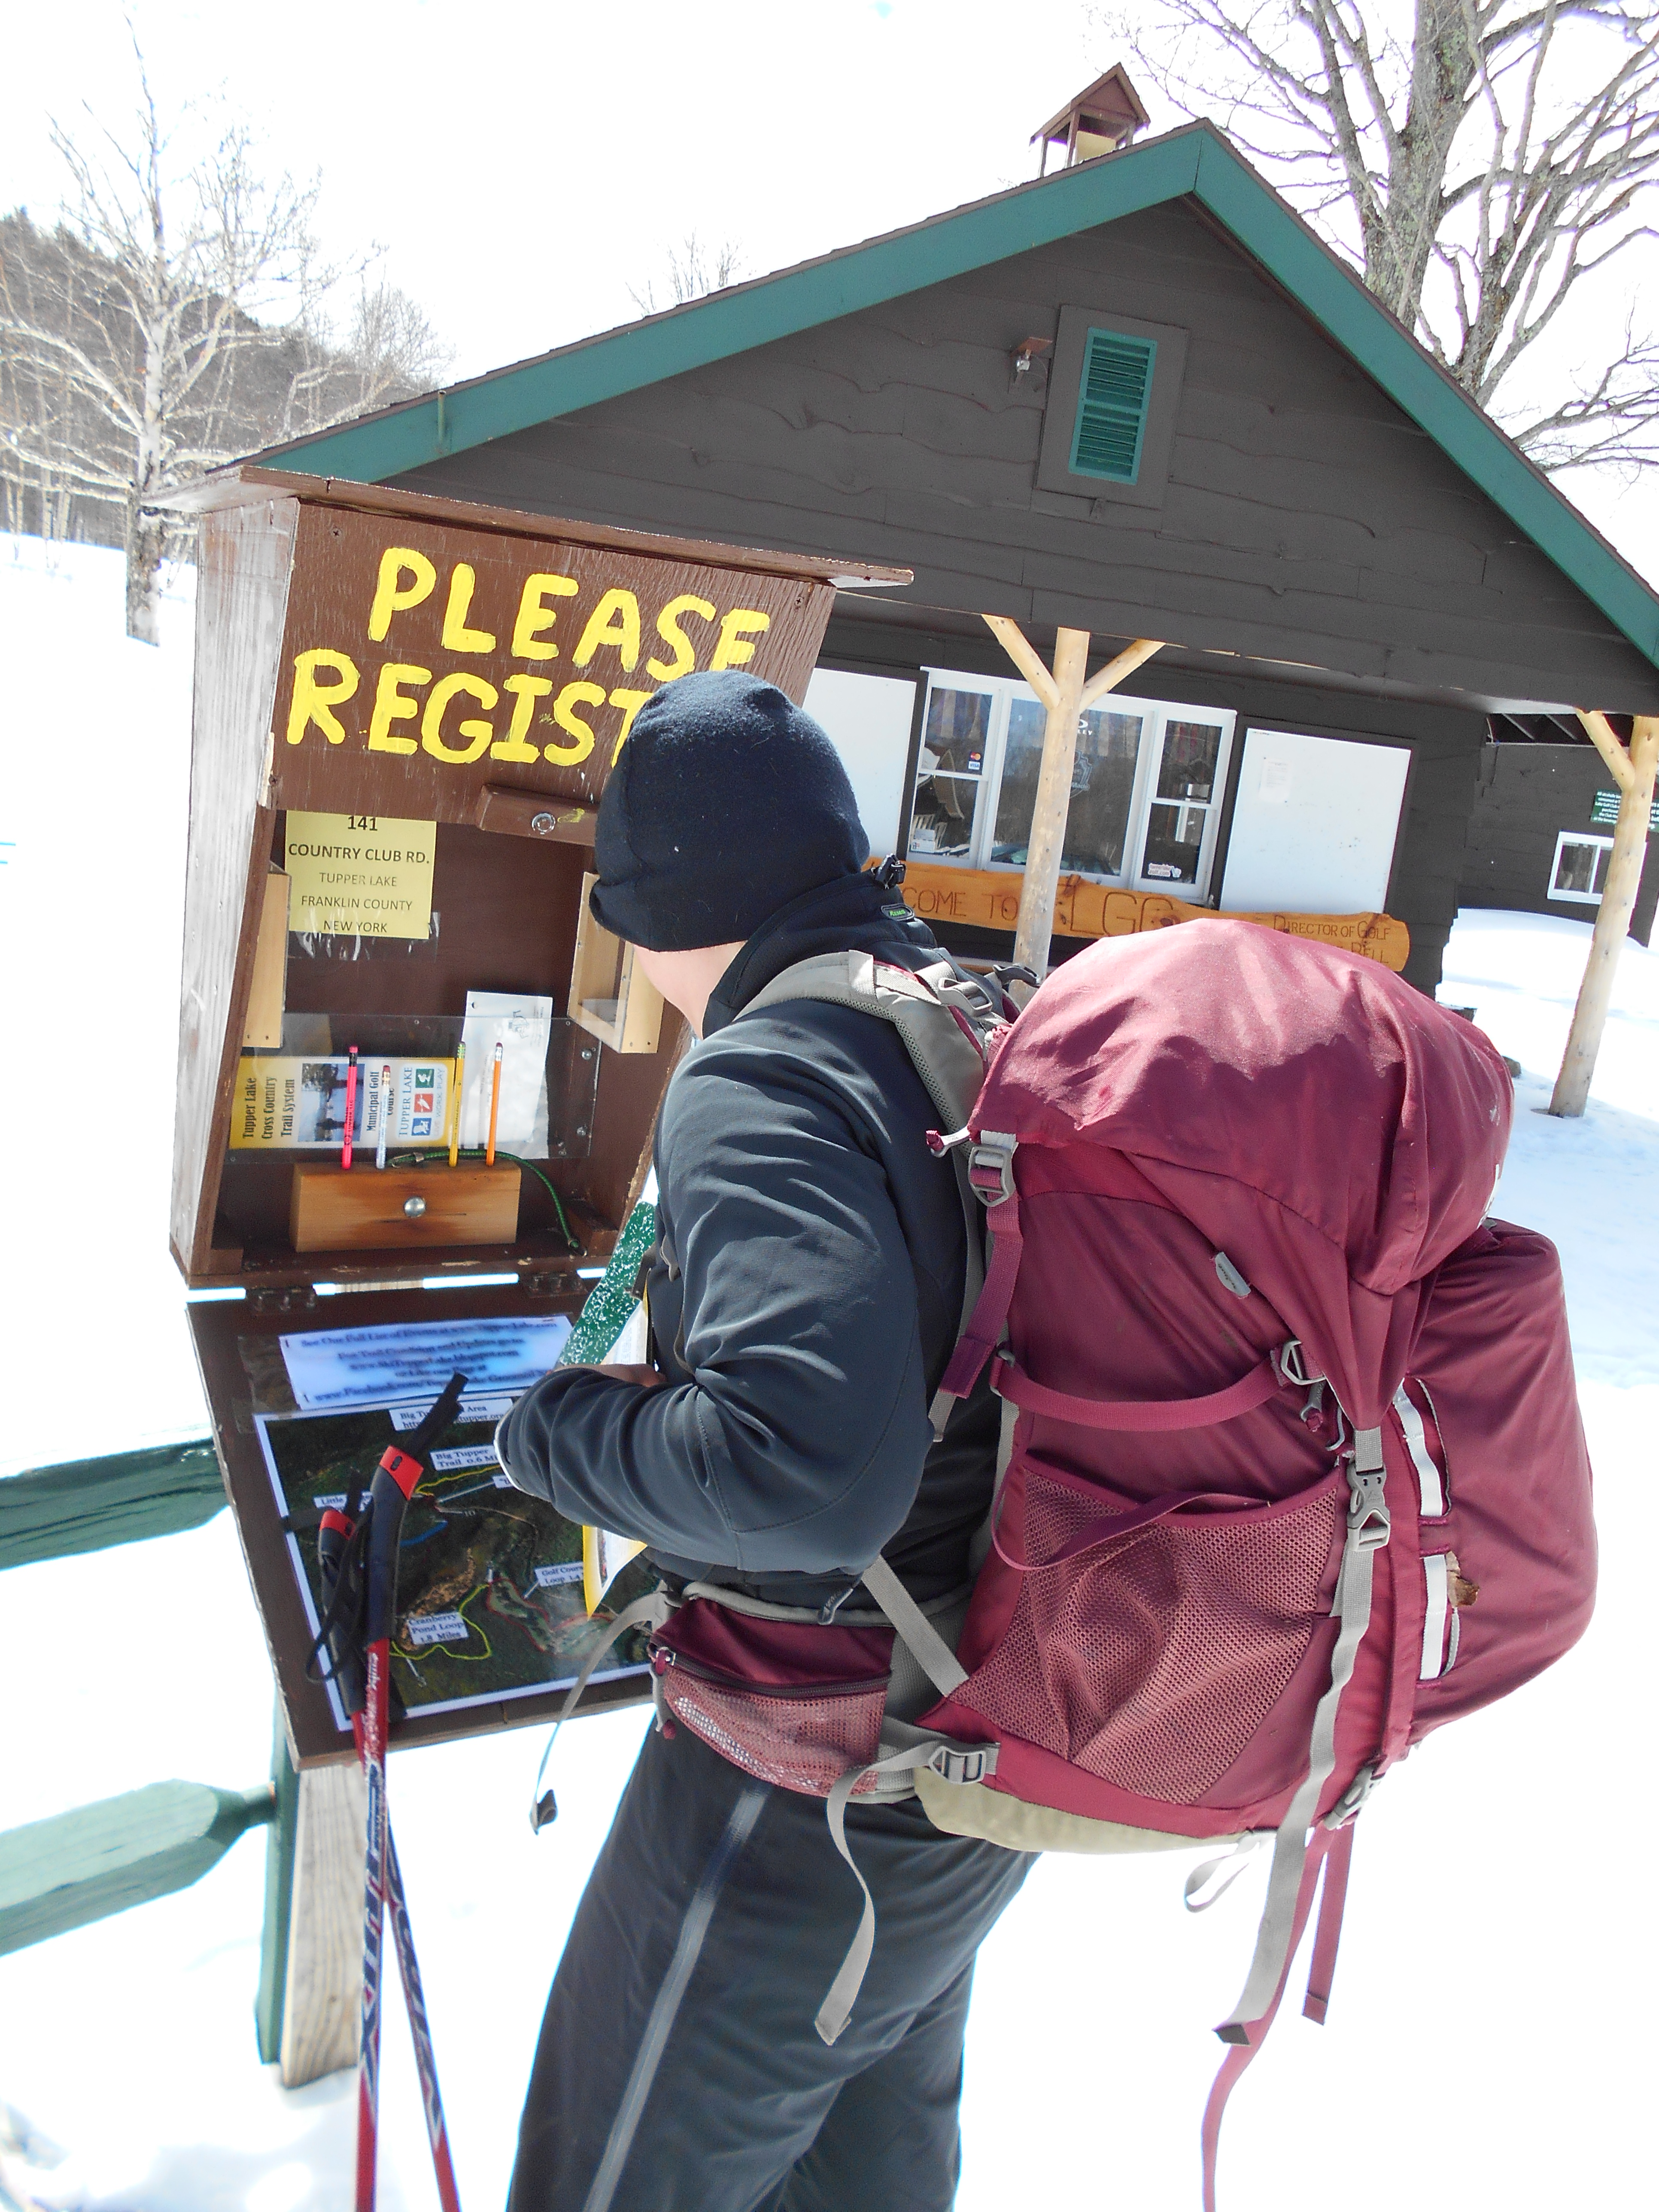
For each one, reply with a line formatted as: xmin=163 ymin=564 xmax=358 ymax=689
xmin=1550 ymin=712 xmax=1659 ymax=1118
xmin=271 ymin=1751 xmax=367 ymax=2086
xmin=982 ymin=618 xmax=1163 ymax=985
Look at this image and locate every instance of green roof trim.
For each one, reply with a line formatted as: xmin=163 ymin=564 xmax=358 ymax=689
xmin=264 ymin=124 xmax=1659 ymax=672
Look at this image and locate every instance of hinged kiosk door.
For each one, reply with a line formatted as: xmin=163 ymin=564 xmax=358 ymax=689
xmin=169 ymin=469 xmax=905 ymax=1292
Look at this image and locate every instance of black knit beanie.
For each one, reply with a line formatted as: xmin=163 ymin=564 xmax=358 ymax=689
xmin=589 ymin=670 xmax=869 ymax=949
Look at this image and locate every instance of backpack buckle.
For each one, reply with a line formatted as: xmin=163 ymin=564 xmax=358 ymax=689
xmin=967 ymin=1133 xmax=1018 ymax=1206
xmin=1276 ymin=1339 xmax=1321 ymax=1388
xmin=927 ymin=1741 xmax=998 ymax=1787
xmin=1323 ymin=1765 xmax=1379 ymax=1829
xmin=1345 ymin=1465 xmax=1391 ymax=1550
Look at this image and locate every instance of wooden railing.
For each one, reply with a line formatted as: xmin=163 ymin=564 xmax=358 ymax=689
xmin=0 ymin=1442 xmax=347 ymax=2080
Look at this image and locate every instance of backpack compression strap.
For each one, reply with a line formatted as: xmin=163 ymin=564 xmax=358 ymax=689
xmin=1215 ymin=1425 xmax=1388 ymax=2039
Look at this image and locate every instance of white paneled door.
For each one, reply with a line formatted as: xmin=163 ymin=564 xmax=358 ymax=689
xmin=1221 ymin=728 xmax=1410 ymax=914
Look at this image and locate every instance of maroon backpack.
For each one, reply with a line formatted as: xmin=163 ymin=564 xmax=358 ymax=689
xmin=587 ymin=921 xmax=1595 ymax=2205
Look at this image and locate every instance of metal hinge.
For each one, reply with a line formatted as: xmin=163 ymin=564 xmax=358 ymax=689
xmin=247 ymin=1283 xmax=318 ymax=1314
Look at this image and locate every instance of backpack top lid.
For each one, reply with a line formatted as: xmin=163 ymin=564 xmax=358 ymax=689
xmin=976 ymin=923 xmax=1515 ymax=1423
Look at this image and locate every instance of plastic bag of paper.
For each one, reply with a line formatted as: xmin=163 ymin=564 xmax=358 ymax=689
xmin=459 ymin=991 xmax=553 ymax=1157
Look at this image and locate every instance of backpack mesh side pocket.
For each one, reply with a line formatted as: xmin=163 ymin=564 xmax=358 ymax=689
xmin=962 ymin=1462 xmax=1345 ymax=1804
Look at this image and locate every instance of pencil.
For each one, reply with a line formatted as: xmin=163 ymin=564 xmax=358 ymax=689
xmin=448 ymin=1040 xmax=466 ymax=1167
xmin=375 ymin=1063 xmax=392 ymax=1170
xmin=486 ymin=1040 xmax=503 ymax=1164
xmin=342 ymin=1046 xmax=358 ymax=1172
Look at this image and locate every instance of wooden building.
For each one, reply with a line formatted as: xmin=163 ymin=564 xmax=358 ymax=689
xmin=254 ymin=118 xmax=1659 ymax=994
xmin=1463 ymin=723 xmax=1659 ymax=948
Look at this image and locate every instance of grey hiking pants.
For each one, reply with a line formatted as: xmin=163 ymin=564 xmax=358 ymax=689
xmin=508 ymin=1721 xmax=1034 ymax=2212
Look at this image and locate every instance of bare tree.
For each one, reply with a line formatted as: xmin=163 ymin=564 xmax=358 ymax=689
xmin=0 ymin=216 xmax=94 ymax=547
xmin=267 ymin=275 xmax=453 ymax=447
xmin=1 ymin=47 xmax=338 ymax=640
xmin=331 ymin=279 xmax=452 ymax=419
xmin=1103 ymin=1 xmax=1659 ymax=473
xmin=627 ymin=232 xmax=747 ymax=316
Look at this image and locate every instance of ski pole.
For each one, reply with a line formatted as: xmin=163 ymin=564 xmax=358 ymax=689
xmin=340 ymin=1714 xmax=464 ymax=2212
xmin=385 ymin=1824 xmax=463 ymax=2212
xmin=355 ymin=1371 xmax=468 ymax=2212
xmin=318 ymin=1489 xmax=462 ymax=2212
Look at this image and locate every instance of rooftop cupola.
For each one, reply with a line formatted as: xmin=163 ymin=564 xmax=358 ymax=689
xmin=1033 ymin=65 xmax=1150 ymax=173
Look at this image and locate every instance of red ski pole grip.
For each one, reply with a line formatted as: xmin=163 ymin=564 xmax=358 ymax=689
xmin=377 ymin=1445 xmax=425 ymax=1500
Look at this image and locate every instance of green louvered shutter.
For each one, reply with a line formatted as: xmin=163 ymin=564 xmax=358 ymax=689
xmin=1069 ymin=329 xmax=1157 ymax=483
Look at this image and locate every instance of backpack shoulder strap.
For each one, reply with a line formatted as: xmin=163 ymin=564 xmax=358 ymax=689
xmin=740 ymin=950 xmax=999 ymax=1431
xmin=740 ymin=949 xmax=992 ymax=1131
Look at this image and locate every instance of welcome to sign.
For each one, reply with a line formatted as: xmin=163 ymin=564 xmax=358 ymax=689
xmin=264 ymin=501 xmax=842 ymax=825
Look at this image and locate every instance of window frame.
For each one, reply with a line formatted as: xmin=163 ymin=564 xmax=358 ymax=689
xmin=905 ymin=666 xmax=1237 ymax=902
xmin=1547 ymin=829 xmax=1614 ymax=905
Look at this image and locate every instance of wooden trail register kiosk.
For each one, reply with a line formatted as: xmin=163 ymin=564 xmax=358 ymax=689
xmin=168 ymin=466 xmax=909 ymax=1770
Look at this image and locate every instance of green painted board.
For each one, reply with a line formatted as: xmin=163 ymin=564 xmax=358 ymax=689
xmin=255 ymin=1714 xmax=302 ymax=2065
xmin=0 ymin=1438 xmax=224 ymax=1570
xmin=0 ymin=1781 xmax=275 ymax=1955
xmin=559 ymin=1200 xmax=657 ymax=1366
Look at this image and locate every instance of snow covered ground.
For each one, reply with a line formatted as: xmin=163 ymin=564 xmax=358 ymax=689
xmin=1 ymin=535 xmax=1654 ymax=2212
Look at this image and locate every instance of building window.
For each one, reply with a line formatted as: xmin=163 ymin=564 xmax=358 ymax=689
xmin=1069 ymin=329 xmax=1157 ymax=483
xmin=1548 ymin=830 xmax=1613 ymax=904
xmin=909 ymin=684 xmax=992 ymax=861
xmin=907 ymin=668 xmax=1235 ymax=900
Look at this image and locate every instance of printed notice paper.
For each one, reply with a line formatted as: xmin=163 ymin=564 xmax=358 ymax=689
xmin=230 ymin=1054 xmax=451 ymax=1150
xmin=284 ymin=811 xmax=436 ymax=940
xmin=279 ymin=1314 xmax=573 ymax=1412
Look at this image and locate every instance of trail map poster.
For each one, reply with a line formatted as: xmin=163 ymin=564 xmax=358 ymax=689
xmin=256 ymin=1392 xmax=653 ymax=1730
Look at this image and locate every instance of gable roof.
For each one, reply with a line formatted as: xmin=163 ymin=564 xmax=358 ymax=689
xmin=260 ymin=121 xmax=1659 ymax=675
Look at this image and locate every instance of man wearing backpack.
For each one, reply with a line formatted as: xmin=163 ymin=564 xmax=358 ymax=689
xmin=498 ymin=669 xmax=1032 ymax=2212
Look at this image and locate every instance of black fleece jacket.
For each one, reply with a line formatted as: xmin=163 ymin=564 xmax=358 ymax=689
xmin=497 ymin=872 xmax=999 ymax=1608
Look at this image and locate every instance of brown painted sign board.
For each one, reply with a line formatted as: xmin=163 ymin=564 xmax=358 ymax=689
xmin=898 ymin=863 xmax=1411 ymax=970
xmin=165 ymin=466 xmax=908 ymax=1761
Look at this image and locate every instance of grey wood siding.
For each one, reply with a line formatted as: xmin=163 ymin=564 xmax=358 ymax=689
xmin=1460 ymin=744 xmax=1658 ymax=945
xmin=394 ymin=198 xmax=1659 ymax=714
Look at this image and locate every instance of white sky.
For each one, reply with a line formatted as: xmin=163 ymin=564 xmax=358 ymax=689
xmin=6 ymin=0 xmax=1655 ymax=583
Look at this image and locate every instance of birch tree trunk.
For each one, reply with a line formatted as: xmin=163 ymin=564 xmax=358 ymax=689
xmin=124 ymin=325 xmax=168 ymax=642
